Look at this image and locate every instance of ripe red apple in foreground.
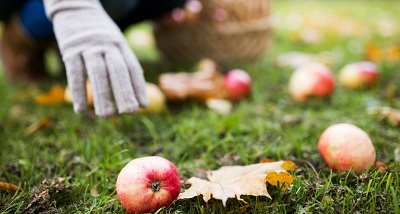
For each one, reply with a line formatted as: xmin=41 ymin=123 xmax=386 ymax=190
xmin=318 ymin=123 xmax=376 ymax=174
xmin=223 ymin=69 xmax=252 ymax=101
xmin=288 ymin=62 xmax=335 ymax=102
xmin=116 ymin=156 xmax=181 ymax=214
xmin=339 ymin=61 xmax=379 ymax=89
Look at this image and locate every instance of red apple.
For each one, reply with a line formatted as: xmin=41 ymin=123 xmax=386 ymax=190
xmin=288 ymin=62 xmax=335 ymax=101
xmin=116 ymin=156 xmax=181 ymax=214
xmin=223 ymin=69 xmax=251 ymax=101
xmin=318 ymin=123 xmax=376 ymax=174
xmin=375 ymin=161 xmax=388 ymax=173
xmin=339 ymin=61 xmax=379 ymax=89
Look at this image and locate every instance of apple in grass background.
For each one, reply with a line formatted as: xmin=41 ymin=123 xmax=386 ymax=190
xmin=318 ymin=123 xmax=376 ymax=174
xmin=64 ymin=80 xmax=94 ymax=106
xmin=138 ymin=83 xmax=167 ymax=113
xmin=223 ymin=69 xmax=252 ymax=101
xmin=288 ymin=62 xmax=335 ymax=101
xmin=339 ymin=61 xmax=379 ymax=90
xmin=116 ymin=156 xmax=181 ymax=214
xmin=65 ymin=81 xmax=166 ymax=113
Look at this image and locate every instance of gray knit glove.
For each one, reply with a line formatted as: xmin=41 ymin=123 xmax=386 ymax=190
xmin=44 ymin=0 xmax=148 ymax=117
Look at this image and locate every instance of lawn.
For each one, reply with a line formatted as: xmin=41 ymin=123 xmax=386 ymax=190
xmin=1 ymin=1 xmax=400 ymax=213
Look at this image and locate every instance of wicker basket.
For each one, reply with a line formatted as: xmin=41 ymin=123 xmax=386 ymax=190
xmin=153 ymin=0 xmax=272 ymax=67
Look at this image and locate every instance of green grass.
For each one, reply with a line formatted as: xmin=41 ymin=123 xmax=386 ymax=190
xmin=1 ymin=1 xmax=400 ymax=213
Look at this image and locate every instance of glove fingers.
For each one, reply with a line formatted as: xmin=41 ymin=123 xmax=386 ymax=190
xmin=105 ymin=48 xmax=139 ymax=114
xmin=64 ymin=56 xmax=87 ymax=113
xmin=121 ymin=46 xmax=149 ymax=108
xmin=83 ymin=52 xmax=115 ymax=117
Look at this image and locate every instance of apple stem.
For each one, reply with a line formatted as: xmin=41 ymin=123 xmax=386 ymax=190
xmin=151 ymin=181 xmax=161 ymax=192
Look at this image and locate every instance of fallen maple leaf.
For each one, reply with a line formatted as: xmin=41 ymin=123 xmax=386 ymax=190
xmin=35 ymin=84 xmax=65 ymax=105
xmin=178 ymin=161 xmax=296 ymax=206
xmin=180 ymin=175 xmax=270 ymax=207
xmin=207 ymin=161 xmax=288 ymax=183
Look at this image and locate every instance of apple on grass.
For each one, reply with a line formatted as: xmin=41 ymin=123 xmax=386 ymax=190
xmin=64 ymin=80 xmax=93 ymax=106
xmin=116 ymin=156 xmax=181 ymax=214
xmin=138 ymin=83 xmax=167 ymax=113
xmin=288 ymin=62 xmax=335 ymax=102
xmin=339 ymin=61 xmax=379 ymax=89
xmin=223 ymin=69 xmax=252 ymax=101
xmin=66 ymin=81 xmax=166 ymax=114
xmin=318 ymin=123 xmax=376 ymax=174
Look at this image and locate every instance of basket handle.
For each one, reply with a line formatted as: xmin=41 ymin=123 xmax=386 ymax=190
xmin=215 ymin=17 xmax=271 ymax=35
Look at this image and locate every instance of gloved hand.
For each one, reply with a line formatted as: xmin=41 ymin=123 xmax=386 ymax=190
xmin=44 ymin=0 xmax=148 ymax=117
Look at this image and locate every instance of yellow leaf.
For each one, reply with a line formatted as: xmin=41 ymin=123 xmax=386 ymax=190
xmin=35 ymin=84 xmax=65 ymax=105
xmin=387 ymin=46 xmax=400 ymax=62
xmin=27 ymin=117 xmax=52 ymax=134
xmin=282 ymin=160 xmax=297 ymax=171
xmin=365 ymin=44 xmax=400 ymax=63
xmin=265 ymin=172 xmax=294 ymax=188
xmin=0 ymin=181 xmax=23 ymax=193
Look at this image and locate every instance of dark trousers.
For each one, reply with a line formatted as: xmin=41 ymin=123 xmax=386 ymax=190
xmin=0 ymin=0 xmax=187 ymax=39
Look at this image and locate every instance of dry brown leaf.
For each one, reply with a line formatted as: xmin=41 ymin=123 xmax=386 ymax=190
xmin=158 ymin=58 xmax=226 ymax=102
xmin=90 ymin=186 xmax=100 ymax=197
xmin=368 ymin=106 xmax=400 ymax=126
xmin=0 ymin=181 xmax=23 ymax=193
xmin=382 ymin=83 xmax=397 ymax=100
xmin=178 ymin=161 xmax=296 ymax=206
xmin=158 ymin=69 xmax=225 ymax=102
xmin=27 ymin=117 xmax=52 ymax=134
xmin=35 ymin=84 xmax=65 ymax=105
xmin=238 ymin=204 xmax=250 ymax=213
xmin=259 ymin=158 xmax=275 ymax=163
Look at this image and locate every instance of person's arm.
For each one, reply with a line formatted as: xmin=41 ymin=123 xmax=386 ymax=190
xmin=43 ymin=0 xmax=148 ymax=117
